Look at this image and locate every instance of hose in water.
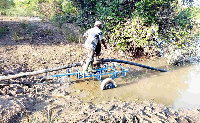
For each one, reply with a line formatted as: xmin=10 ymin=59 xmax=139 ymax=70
xmin=102 ymin=59 xmax=168 ymax=72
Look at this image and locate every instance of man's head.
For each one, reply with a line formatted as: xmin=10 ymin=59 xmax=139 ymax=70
xmin=94 ymin=21 xmax=102 ymax=29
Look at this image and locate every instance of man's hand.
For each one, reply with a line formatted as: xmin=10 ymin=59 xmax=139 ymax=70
xmin=83 ymin=33 xmax=88 ymax=39
xmin=83 ymin=35 xmax=87 ymax=39
xmin=104 ymin=44 xmax=107 ymax=49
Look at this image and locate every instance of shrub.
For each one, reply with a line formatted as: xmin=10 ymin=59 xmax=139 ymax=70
xmin=0 ymin=25 xmax=9 ymax=37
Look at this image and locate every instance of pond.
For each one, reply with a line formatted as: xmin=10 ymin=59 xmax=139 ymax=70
xmin=69 ymin=58 xmax=200 ymax=110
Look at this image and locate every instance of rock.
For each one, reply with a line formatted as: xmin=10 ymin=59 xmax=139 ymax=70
xmin=89 ymin=104 xmax=95 ymax=109
xmin=109 ymin=104 xmax=117 ymax=111
xmin=142 ymin=106 xmax=152 ymax=118
xmin=0 ymin=90 xmax=4 ymax=95
xmin=8 ymin=91 xmax=15 ymax=96
xmin=156 ymin=112 xmax=167 ymax=120
xmin=16 ymin=88 xmax=24 ymax=94
xmin=122 ymin=116 xmax=127 ymax=123
xmin=176 ymin=116 xmax=193 ymax=123
xmin=132 ymin=115 xmax=140 ymax=123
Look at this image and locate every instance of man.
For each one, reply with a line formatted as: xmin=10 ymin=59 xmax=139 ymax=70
xmin=83 ymin=21 xmax=107 ymax=73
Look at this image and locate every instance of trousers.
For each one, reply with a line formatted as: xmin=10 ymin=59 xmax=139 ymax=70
xmin=83 ymin=48 xmax=95 ymax=71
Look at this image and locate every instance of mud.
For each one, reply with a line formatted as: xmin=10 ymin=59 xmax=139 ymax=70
xmin=0 ymin=17 xmax=200 ymax=122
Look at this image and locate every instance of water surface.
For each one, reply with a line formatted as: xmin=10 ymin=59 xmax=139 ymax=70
xmin=69 ymin=59 xmax=200 ymax=109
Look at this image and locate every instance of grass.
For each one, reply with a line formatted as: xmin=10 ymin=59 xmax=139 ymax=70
xmin=61 ymin=23 xmax=82 ymax=43
xmin=0 ymin=25 xmax=9 ymax=37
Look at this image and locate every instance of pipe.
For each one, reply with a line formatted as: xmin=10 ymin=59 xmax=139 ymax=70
xmin=0 ymin=62 xmax=82 ymax=81
xmin=0 ymin=58 xmax=167 ymax=81
xmin=102 ymin=59 xmax=168 ymax=72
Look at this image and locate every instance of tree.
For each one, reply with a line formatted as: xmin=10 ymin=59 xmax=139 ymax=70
xmin=0 ymin=0 xmax=14 ymax=9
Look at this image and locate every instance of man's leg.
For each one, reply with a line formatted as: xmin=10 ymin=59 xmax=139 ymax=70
xmin=83 ymin=48 xmax=95 ymax=72
xmin=95 ymin=42 xmax=101 ymax=60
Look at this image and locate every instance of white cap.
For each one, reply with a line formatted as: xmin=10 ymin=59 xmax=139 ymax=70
xmin=94 ymin=21 xmax=102 ymax=26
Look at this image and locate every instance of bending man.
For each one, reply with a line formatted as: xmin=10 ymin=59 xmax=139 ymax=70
xmin=83 ymin=21 xmax=107 ymax=73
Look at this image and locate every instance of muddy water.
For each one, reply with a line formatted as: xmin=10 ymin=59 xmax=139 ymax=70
xmin=69 ymin=58 xmax=200 ymax=109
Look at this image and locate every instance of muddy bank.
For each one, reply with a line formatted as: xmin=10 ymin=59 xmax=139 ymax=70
xmin=1 ymin=43 xmax=200 ymax=122
xmin=1 ymin=17 xmax=200 ymax=122
xmin=1 ymin=82 xmax=200 ymax=122
xmin=20 ymin=95 xmax=200 ymax=122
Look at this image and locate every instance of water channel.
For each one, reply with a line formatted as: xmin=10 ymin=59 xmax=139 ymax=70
xmin=69 ymin=58 xmax=200 ymax=110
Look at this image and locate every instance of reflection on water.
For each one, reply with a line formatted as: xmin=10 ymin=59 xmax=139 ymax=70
xmin=173 ymin=63 xmax=200 ymax=109
xmin=69 ymin=59 xmax=200 ymax=109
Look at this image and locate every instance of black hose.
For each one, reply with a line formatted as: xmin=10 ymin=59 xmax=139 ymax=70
xmin=102 ymin=59 xmax=168 ymax=72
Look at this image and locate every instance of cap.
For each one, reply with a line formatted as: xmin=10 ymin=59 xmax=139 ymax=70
xmin=94 ymin=21 xmax=102 ymax=26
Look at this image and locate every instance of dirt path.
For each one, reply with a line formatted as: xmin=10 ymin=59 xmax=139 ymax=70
xmin=0 ymin=17 xmax=200 ymax=122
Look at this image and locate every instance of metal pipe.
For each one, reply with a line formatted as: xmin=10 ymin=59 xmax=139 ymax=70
xmin=0 ymin=62 xmax=82 ymax=81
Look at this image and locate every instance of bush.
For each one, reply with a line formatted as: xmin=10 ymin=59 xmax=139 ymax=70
xmin=109 ymin=17 xmax=159 ymax=56
xmin=61 ymin=23 xmax=82 ymax=43
xmin=0 ymin=25 xmax=9 ymax=37
xmin=1 ymin=0 xmax=198 ymax=60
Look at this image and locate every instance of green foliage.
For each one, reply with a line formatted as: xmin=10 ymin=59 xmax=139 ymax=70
xmin=62 ymin=23 xmax=82 ymax=43
xmin=12 ymin=22 xmax=34 ymax=42
xmin=0 ymin=0 xmax=198 ymax=58
xmin=0 ymin=25 xmax=9 ymax=37
xmin=0 ymin=0 xmax=14 ymax=9
xmin=0 ymin=0 xmax=38 ymax=16
xmin=61 ymin=0 xmax=78 ymax=16
xmin=72 ymin=0 xmax=134 ymax=29
xmin=20 ymin=22 xmax=33 ymax=33
xmin=52 ymin=14 xmax=66 ymax=29
xmin=194 ymin=7 xmax=200 ymax=19
xmin=175 ymin=8 xmax=194 ymax=29
xmin=0 ymin=0 xmax=14 ymax=15
xmin=134 ymin=0 xmax=177 ymax=25
xmin=158 ymin=6 xmax=199 ymax=50
xmin=110 ymin=17 xmax=159 ymax=51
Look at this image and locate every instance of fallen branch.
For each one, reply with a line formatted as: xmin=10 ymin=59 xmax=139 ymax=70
xmin=0 ymin=62 xmax=82 ymax=81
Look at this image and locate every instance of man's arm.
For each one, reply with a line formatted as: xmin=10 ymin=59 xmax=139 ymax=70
xmin=83 ymin=33 xmax=88 ymax=39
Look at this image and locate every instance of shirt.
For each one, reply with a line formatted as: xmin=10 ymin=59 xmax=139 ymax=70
xmin=83 ymin=26 xmax=103 ymax=49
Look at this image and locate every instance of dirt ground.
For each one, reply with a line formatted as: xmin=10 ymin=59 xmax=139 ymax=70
xmin=0 ymin=17 xmax=200 ymax=122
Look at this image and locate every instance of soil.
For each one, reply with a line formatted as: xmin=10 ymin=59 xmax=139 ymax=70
xmin=0 ymin=17 xmax=200 ymax=123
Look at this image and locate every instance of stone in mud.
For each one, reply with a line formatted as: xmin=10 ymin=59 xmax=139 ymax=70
xmin=132 ymin=115 xmax=139 ymax=122
xmin=89 ymin=104 xmax=95 ymax=109
xmin=16 ymin=87 xmax=24 ymax=94
xmin=8 ymin=91 xmax=15 ymax=96
xmin=142 ymin=106 xmax=153 ymax=118
xmin=156 ymin=112 xmax=167 ymax=120
xmin=35 ymin=86 xmax=43 ymax=92
xmin=52 ymin=85 xmax=70 ymax=97
xmin=163 ymin=117 xmax=176 ymax=122
xmin=176 ymin=116 xmax=194 ymax=123
xmin=109 ymin=104 xmax=117 ymax=111
xmin=0 ymin=90 xmax=4 ymax=95
xmin=122 ymin=115 xmax=127 ymax=122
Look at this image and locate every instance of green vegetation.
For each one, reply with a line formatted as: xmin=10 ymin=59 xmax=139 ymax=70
xmin=1 ymin=0 xmax=199 ymax=58
xmin=12 ymin=22 xmax=35 ymax=42
xmin=0 ymin=25 xmax=9 ymax=37
xmin=0 ymin=0 xmax=14 ymax=15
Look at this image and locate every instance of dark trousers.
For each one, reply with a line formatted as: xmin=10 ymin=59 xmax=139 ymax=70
xmin=95 ymin=42 xmax=101 ymax=56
